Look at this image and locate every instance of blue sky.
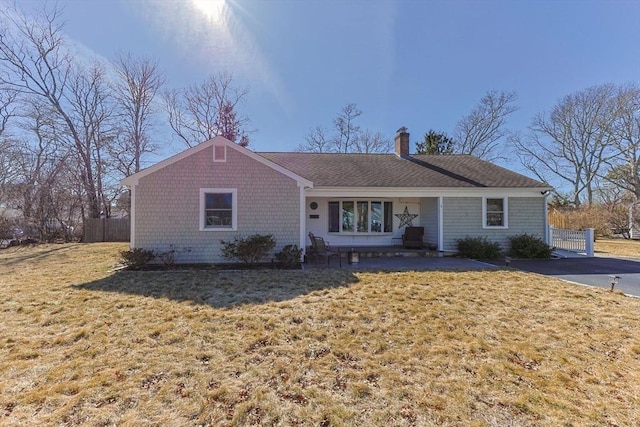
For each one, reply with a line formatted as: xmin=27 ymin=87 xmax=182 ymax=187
xmin=20 ymin=0 xmax=640 ymax=169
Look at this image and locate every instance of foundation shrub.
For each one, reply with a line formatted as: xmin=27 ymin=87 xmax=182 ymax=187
xmin=508 ymin=234 xmax=553 ymax=259
xmin=275 ymin=244 xmax=303 ymax=268
xmin=221 ymin=234 xmax=276 ymax=263
xmin=120 ymin=248 xmax=156 ymax=269
xmin=456 ymin=236 xmax=503 ymax=260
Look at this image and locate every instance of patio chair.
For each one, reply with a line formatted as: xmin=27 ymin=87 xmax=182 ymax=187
xmin=308 ymin=232 xmax=341 ymax=267
xmin=402 ymin=226 xmax=424 ymax=249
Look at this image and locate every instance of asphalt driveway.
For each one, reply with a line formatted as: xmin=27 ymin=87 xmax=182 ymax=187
xmin=499 ymin=257 xmax=640 ymax=297
xmin=307 ymin=253 xmax=640 ymax=297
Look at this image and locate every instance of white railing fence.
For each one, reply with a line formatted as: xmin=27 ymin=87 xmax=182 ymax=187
xmin=548 ymin=226 xmax=594 ymax=257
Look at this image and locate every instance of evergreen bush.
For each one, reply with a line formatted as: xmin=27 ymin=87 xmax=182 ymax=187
xmin=508 ymin=234 xmax=553 ymax=259
xmin=456 ymin=236 xmax=503 ymax=260
xmin=221 ymin=234 xmax=276 ymax=263
xmin=120 ymin=248 xmax=156 ymax=269
xmin=275 ymin=244 xmax=303 ymax=268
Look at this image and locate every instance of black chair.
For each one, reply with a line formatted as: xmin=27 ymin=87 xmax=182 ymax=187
xmin=308 ymin=232 xmax=341 ymax=266
xmin=402 ymin=226 xmax=424 ymax=249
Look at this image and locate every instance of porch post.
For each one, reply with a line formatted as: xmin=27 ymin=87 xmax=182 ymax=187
xmin=299 ymin=185 xmax=307 ymax=260
xmin=585 ymin=228 xmax=594 ymax=257
xmin=438 ymin=196 xmax=444 ymax=253
xmin=629 ymin=203 xmax=634 ymax=239
xmin=543 ymin=191 xmax=550 ymax=245
xmin=129 ymin=185 xmax=136 ymax=248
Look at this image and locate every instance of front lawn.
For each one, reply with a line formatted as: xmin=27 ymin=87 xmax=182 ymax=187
xmin=1 ymin=243 xmax=639 ymax=425
xmin=596 ymin=238 xmax=640 ymax=258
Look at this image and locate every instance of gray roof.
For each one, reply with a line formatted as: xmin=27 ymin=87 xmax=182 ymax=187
xmin=258 ymin=152 xmax=549 ymax=188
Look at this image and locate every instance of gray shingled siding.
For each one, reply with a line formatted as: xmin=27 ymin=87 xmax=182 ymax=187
xmin=420 ymin=197 xmax=439 ymax=248
xmin=134 ymin=146 xmax=300 ymax=263
xmin=442 ymin=197 xmax=546 ymax=253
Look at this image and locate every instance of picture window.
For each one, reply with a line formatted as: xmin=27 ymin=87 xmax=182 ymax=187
xmin=328 ymin=200 xmax=393 ymax=233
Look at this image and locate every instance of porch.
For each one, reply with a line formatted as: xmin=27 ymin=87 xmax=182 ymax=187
xmin=304 ymin=244 xmax=442 ymax=268
xmin=304 ymin=196 xmax=440 ymax=250
xmin=332 ymin=245 xmax=439 ymax=259
xmin=304 ymin=246 xmax=491 ymax=271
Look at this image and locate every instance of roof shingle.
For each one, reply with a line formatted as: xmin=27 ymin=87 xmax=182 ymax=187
xmin=258 ymin=152 xmax=548 ymax=189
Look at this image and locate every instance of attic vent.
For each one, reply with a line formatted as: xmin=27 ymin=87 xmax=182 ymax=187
xmin=213 ymin=144 xmax=226 ymax=162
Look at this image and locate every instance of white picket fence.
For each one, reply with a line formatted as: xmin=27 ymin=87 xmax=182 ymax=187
xmin=548 ymin=226 xmax=594 ymax=257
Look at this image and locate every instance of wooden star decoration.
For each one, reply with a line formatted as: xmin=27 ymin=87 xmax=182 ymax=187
xmin=395 ymin=206 xmax=418 ymax=228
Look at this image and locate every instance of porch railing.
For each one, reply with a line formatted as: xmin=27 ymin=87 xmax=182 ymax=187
xmin=548 ymin=226 xmax=594 ymax=257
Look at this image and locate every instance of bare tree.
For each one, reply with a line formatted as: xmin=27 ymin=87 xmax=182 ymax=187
xmin=0 ymin=138 xmax=20 ymax=207
xmin=298 ymin=103 xmax=361 ymax=153
xmin=514 ymin=84 xmax=620 ymax=206
xmin=333 ymin=103 xmax=361 ymax=153
xmin=162 ymin=72 xmax=249 ymax=147
xmin=605 ymin=84 xmax=640 ymax=198
xmin=7 ymin=101 xmax=81 ymax=241
xmin=111 ymin=53 xmax=165 ymax=176
xmin=298 ymin=126 xmax=332 ymax=153
xmin=0 ymin=89 xmax=18 ymax=206
xmin=352 ymin=129 xmax=392 ymax=154
xmin=0 ymin=88 xmax=16 ymax=134
xmin=66 ymin=62 xmax=117 ymax=218
xmin=595 ymin=181 xmax=635 ymax=238
xmin=298 ymin=103 xmax=390 ymax=153
xmin=0 ymin=4 xmax=113 ymax=218
xmin=453 ymin=90 xmax=518 ymax=161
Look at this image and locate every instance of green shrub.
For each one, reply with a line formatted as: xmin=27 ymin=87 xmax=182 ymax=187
xmin=120 ymin=248 xmax=156 ymax=269
xmin=275 ymin=244 xmax=303 ymax=268
xmin=456 ymin=236 xmax=503 ymax=260
xmin=508 ymin=234 xmax=553 ymax=259
xmin=221 ymin=234 xmax=276 ymax=263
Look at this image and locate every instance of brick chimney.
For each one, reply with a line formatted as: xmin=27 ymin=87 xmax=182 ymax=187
xmin=394 ymin=127 xmax=410 ymax=157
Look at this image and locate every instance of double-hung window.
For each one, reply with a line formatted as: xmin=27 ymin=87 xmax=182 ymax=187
xmin=483 ymin=197 xmax=508 ymax=228
xmin=200 ymin=188 xmax=237 ymax=231
xmin=328 ymin=200 xmax=393 ymax=233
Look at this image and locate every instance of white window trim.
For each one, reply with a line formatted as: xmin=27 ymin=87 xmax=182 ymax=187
xmin=213 ymin=144 xmax=226 ymax=162
xmin=199 ymin=188 xmax=237 ymax=231
xmin=483 ymin=197 xmax=508 ymax=229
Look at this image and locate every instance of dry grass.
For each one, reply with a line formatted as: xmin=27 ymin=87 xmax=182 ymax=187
xmin=596 ymin=238 xmax=640 ymax=258
xmin=1 ymin=243 xmax=640 ymax=426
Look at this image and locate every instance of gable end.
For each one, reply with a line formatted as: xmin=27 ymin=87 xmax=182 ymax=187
xmin=121 ymin=136 xmax=313 ymax=188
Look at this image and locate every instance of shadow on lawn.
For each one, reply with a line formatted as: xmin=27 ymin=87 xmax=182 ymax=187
xmin=0 ymin=244 xmax=75 ymax=266
xmin=73 ymin=269 xmax=361 ymax=309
